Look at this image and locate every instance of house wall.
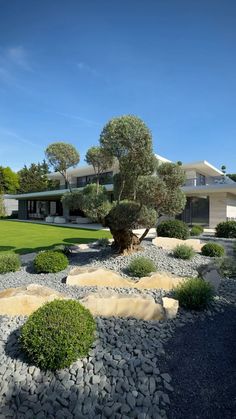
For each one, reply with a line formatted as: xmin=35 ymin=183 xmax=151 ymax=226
xmin=185 ymin=170 xmax=197 ymax=180
xmin=3 ymin=196 xmax=18 ymax=216
xmin=209 ymin=193 xmax=227 ymax=228
xmin=226 ymin=193 xmax=236 ymax=220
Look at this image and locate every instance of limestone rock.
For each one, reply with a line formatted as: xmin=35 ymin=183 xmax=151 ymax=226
xmin=136 ymin=272 xmax=185 ymax=291
xmin=152 ymin=237 xmax=203 ymax=252
xmin=80 ymin=292 xmax=165 ymax=321
xmin=0 ymin=284 xmax=67 ymax=316
xmin=66 ymin=266 xmax=185 ymax=291
xmin=66 ymin=267 xmax=134 ymax=288
xmin=162 ymin=297 xmax=179 ymax=319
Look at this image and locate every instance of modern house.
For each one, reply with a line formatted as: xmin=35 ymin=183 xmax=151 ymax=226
xmin=9 ymin=155 xmax=236 ymax=228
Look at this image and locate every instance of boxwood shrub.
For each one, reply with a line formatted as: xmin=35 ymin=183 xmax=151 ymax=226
xmin=201 ymin=242 xmax=225 ymax=257
xmin=174 ymin=278 xmax=214 ymax=310
xmin=190 ymin=225 xmax=204 ymax=236
xmin=173 ymin=244 xmax=195 ymax=260
xmin=34 ymin=250 xmax=68 ymax=273
xmin=128 ymin=256 xmax=156 ymax=277
xmin=20 ymin=299 xmax=96 ymax=370
xmin=0 ymin=253 xmax=21 ymax=274
xmin=215 ymin=221 xmax=236 ymax=238
xmin=156 ymin=220 xmax=190 ymax=240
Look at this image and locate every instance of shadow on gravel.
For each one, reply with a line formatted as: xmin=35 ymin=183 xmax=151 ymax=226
xmin=161 ymin=305 xmax=236 ymax=419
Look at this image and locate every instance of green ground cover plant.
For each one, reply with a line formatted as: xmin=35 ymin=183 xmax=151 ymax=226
xmin=201 ymin=242 xmax=225 ymax=257
xmin=128 ymin=256 xmax=156 ymax=277
xmin=174 ymin=278 xmax=214 ymax=310
xmin=0 ymin=253 xmax=21 ymax=274
xmin=34 ymin=250 xmax=69 ymax=273
xmin=173 ymin=244 xmax=195 ymax=260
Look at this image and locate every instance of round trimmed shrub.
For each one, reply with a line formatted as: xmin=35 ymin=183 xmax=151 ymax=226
xmin=173 ymin=244 xmax=195 ymax=260
xmin=156 ymin=220 xmax=190 ymax=240
xmin=190 ymin=225 xmax=204 ymax=236
xmin=0 ymin=253 xmax=21 ymax=274
xmin=215 ymin=221 xmax=236 ymax=238
xmin=20 ymin=299 xmax=96 ymax=370
xmin=201 ymin=242 xmax=225 ymax=257
xmin=128 ymin=256 xmax=156 ymax=277
xmin=174 ymin=278 xmax=214 ymax=310
xmin=34 ymin=250 xmax=68 ymax=273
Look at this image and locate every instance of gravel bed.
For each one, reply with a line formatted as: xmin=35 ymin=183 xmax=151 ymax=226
xmin=160 ymin=278 xmax=236 ymax=419
xmin=0 ymin=240 xmax=233 ymax=418
xmin=86 ymin=241 xmax=211 ymax=279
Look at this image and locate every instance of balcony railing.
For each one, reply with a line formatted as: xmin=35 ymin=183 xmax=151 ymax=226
xmin=183 ymin=175 xmax=234 ymax=187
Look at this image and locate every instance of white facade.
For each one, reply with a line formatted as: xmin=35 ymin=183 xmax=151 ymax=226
xmin=10 ymin=155 xmax=236 ymax=227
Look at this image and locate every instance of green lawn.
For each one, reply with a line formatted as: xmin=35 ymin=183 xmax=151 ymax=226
xmin=0 ymin=220 xmax=111 ymax=254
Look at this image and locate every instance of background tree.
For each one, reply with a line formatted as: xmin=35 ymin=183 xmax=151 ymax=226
xmin=18 ymin=161 xmax=57 ymax=193
xmin=227 ymin=173 xmax=236 ymax=182
xmin=45 ymin=142 xmax=80 ymax=191
xmin=85 ymin=146 xmax=114 ymax=194
xmin=100 ymin=115 xmax=186 ymax=253
xmin=0 ymin=192 xmax=6 ymax=217
xmin=0 ymin=166 xmax=19 ymax=193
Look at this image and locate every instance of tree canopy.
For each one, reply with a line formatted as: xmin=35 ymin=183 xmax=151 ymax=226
xmin=45 ymin=142 xmax=80 ymax=189
xmin=18 ymin=161 xmax=57 ymax=193
xmin=0 ymin=166 xmax=19 ymax=194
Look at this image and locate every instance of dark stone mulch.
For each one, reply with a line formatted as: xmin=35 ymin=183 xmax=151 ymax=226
xmin=162 ymin=307 xmax=236 ymax=419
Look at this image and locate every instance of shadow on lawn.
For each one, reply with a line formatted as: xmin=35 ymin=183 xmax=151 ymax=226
xmin=8 ymin=237 xmax=105 ymax=256
xmin=0 ymin=246 xmax=15 ymax=252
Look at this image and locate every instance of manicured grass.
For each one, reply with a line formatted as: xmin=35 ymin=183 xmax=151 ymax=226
xmin=0 ymin=220 xmax=111 ymax=254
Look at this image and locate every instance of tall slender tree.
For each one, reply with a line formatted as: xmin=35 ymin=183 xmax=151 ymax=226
xmin=85 ymin=146 xmax=113 ymax=194
xmin=45 ymin=142 xmax=80 ymax=191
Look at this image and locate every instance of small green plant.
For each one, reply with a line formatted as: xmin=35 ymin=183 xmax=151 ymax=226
xmin=156 ymin=220 xmax=190 ymax=240
xmin=173 ymin=244 xmax=195 ymax=260
xmin=219 ymin=257 xmax=236 ymax=278
xmin=97 ymin=237 xmax=110 ymax=247
xmin=174 ymin=278 xmax=214 ymax=310
xmin=215 ymin=221 xmax=236 ymax=238
xmin=190 ymin=225 xmax=204 ymax=236
xmin=20 ymin=299 xmax=96 ymax=370
xmin=128 ymin=256 xmax=156 ymax=277
xmin=0 ymin=253 xmax=21 ymax=274
xmin=34 ymin=250 xmax=68 ymax=273
xmin=201 ymin=242 xmax=225 ymax=257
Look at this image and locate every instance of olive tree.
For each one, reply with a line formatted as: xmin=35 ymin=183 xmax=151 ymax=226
xmin=85 ymin=146 xmax=114 ymax=194
xmin=62 ymin=184 xmax=111 ymax=223
xmin=45 ymin=142 xmax=80 ymax=191
xmin=100 ymin=115 xmax=186 ymax=253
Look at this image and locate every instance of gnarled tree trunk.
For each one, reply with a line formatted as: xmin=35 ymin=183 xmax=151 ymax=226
xmin=110 ymin=229 xmax=142 ymax=254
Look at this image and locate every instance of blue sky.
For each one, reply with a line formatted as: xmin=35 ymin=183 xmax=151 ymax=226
xmin=0 ymin=0 xmax=235 ymax=172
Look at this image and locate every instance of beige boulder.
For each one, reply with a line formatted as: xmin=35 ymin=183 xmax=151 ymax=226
xmin=162 ymin=297 xmax=179 ymax=319
xmin=66 ymin=267 xmax=134 ymax=288
xmin=66 ymin=266 xmax=186 ymax=291
xmin=136 ymin=272 xmax=185 ymax=291
xmin=152 ymin=237 xmax=203 ymax=252
xmin=0 ymin=284 xmax=67 ymax=316
xmin=81 ymin=292 xmax=165 ymax=321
